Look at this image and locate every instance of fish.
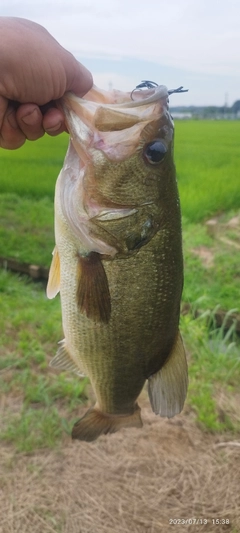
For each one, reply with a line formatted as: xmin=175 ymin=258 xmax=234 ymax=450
xmin=46 ymin=82 xmax=188 ymax=442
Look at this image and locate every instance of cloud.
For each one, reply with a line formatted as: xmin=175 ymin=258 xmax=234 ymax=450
xmin=2 ymin=0 xmax=240 ymax=105
xmin=2 ymin=0 xmax=240 ymax=75
xmin=40 ymin=1 xmax=239 ymax=78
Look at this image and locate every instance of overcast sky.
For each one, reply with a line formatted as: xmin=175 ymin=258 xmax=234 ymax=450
xmin=2 ymin=0 xmax=240 ymax=106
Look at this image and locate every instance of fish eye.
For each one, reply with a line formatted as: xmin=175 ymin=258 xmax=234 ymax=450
xmin=143 ymin=140 xmax=167 ymax=164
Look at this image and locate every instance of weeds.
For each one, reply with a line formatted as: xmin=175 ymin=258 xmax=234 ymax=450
xmin=182 ymin=213 xmax=240 ymax=312
xmin=1 ymin=407 xmax=63 ymax=453
xmin=181 ymin=311 xmax=240 ymax=432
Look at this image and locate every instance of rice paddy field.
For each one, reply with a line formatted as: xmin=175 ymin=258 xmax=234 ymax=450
xmin=1 ymin=120 xmax=240 ymax=220
xmin=0 ymin=120 xmax=240 ymax=533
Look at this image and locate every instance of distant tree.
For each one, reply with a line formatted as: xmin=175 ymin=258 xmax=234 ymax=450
xmin=231 ymin=100 xmax=240 ymax=113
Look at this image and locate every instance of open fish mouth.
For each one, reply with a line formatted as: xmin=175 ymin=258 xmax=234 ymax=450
xmin=58 ymin=83 xmax=172 ymax=164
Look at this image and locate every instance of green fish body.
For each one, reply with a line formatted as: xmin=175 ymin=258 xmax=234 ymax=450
xmin=47 ymin=84 xmax=188 ymax=442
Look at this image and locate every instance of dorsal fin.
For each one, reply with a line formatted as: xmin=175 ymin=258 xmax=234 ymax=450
xmin=77 ymin=252 xmax=111 ymax=323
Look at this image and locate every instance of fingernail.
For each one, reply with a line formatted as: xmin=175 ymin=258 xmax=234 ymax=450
xmin=46 ymin=122 xmax=62 ymax=133
xmin=21 ymin=108 xmax=39 ymax=126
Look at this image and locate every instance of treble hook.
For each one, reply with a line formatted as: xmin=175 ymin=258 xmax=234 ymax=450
xmin=168 ymin=86 xmax=189 ymax=95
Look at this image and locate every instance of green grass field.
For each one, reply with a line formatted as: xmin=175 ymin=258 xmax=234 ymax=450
xmin=1 ymin=120 xmax=240 ymax=221
xmin=0 ymin=133 xmax=68 ymax=199
xmin=0 ymin=120 xmax=240 ymax=452
xmin=175 ymin=120 xmax=240 ymax=220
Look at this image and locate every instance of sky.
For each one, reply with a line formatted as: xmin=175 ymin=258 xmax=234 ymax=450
xmin=2 ymin=0 xmax=240 ymax=107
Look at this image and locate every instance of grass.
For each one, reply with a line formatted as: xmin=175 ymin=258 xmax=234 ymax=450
xmin=181 ymin=312 xmax=240 ymax=432
xmin=175 ymin=120 xmax=240 ymax=221
xmin=0 ymin=270 xmax=88 ymax=452
xmin=0 ymin=193 xmax=54 ymax=266
xmin=0 ymin=133 xmax=68 ymax=199
xmin=182 ymin=211 xmax=240 ymax=311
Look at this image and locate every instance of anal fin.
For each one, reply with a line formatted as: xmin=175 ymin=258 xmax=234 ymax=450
xmin=50 ymin=339 xmax=85 ymax=376
xmin=72 ymin=404 xmax=143 ymax=442
xmin=46 ymin=246 xmax=60 ymax=299
xmin=148 ymin=330 xmax=188 ymax=418
xmin=77 ymin=252 xmax=111 ymax=323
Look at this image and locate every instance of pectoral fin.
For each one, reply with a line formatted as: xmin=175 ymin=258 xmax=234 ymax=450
xmin=77 ymin=252 xmax=111 ymax=323
xmin=46 ymin=247 xmax=60 ymax=299
xmin=148 ymin=331 xmax=188 ymax=417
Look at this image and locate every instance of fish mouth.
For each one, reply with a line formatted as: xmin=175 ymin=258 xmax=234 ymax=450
xmin=59 ymin=84 xmax=172 ymax=163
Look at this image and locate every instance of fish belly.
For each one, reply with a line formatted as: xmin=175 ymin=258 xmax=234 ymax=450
xmin=58 ymin=224 xmax=182 ymax=416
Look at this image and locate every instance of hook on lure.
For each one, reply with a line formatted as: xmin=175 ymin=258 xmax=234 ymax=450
xmin=130 ymin=80 xmax=188 ymax=100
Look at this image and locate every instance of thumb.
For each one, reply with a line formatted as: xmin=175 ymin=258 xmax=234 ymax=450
xmin=66 ymin=60 xmax=93 ymax=97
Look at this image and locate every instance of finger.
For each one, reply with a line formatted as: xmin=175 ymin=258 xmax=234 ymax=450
xmin=16 ymin=104 xmax=45 ymax=141
xmin=42 ymin=107 xmax=66 ymax=136
xmin=0 ymin=107 xmax=26 ymax=149
xmin=0 ymin=95 xmax=8 ymax=129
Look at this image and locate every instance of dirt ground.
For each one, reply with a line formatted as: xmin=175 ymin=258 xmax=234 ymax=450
xmin=0 ymin=396 xmax=240 ymax=533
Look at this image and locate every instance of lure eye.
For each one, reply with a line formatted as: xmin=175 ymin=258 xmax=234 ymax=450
xmin=144 ymin=140 xmax=167 ymax=164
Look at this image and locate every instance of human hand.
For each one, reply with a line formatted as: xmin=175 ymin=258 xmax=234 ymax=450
xmin=0 ymin=17 xmax=93 ymax=149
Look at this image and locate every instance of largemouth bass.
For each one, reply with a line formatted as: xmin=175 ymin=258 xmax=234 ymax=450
xmin=47 ymin=83 xmax=188 ymax=442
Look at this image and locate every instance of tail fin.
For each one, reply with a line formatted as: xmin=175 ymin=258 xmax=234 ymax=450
xmin=148 ymin=330 xmax=188 ymax=418
xmin=72 ymin=404 xmax=143 ymax=442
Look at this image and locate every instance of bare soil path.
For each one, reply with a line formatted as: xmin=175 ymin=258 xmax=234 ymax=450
xmin=0 ymin=402 xmax=239 ymax=533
